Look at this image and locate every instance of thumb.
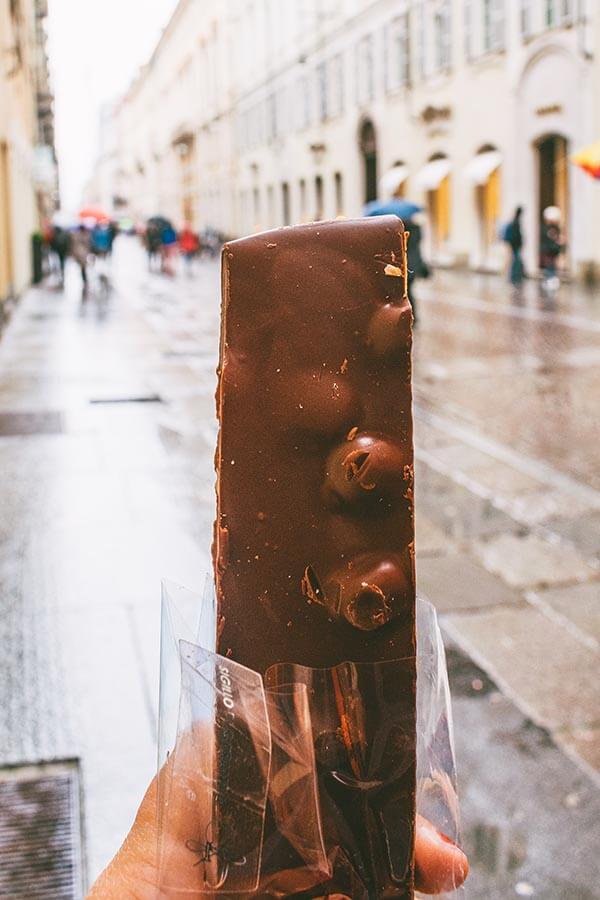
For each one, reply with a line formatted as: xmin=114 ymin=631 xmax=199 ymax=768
xmin=414 ymin=814 xmax=469 ymax=894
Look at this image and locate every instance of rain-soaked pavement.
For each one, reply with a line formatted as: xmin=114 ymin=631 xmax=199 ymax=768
xmin=0 ymin=237 xmax=598 ymax=897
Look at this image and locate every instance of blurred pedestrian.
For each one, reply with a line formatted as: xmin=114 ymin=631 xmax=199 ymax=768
xmin=50 ymin=225 xmax=71 ymax=287
xmin=71 ymin=224 xmax=91 ymax=296
xmin=160 ymin=222 xmax=178 ymax=275
xmin=178 ymin=224 xmax=199 ymax=273
xmin=540 ymin=206 xmax=564 ymax=292
xmin=405 ymin=215 xmax=429 ymax=325
xmin=90 ymin=223 xmax=112 ymax=258
xmin=144 ymin=223 xmax=162 ymax=271
xmin=108 ymin=220 xmax=119 ymax=255
xmin=504 ymin=206 xmax=525 ymax=290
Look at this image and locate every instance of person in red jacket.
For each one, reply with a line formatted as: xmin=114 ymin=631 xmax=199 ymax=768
xmin=178 ymin=224 xmax=200 ymax=273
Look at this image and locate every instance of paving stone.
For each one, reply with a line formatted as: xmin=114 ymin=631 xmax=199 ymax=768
xmin=413 ymin=420 xmax=457 ymax=451
xmin=444 ymin=606 xmax=600 ymax=729
xmin=0 ymin=410 xmax=64 ymax=436
xmin=416 ymin=459 xmax=521 ymax=541
xmin=466 ymin=461 xmax=544 ymax=496
xmin=447 ymin=643 xmax=600 ymax=900
xmin=475 ymin=533 xmax=597 ymax=588
xmin=417 ymin=554 xmax=522 ymax=612
xmin=545 ymin=510 xmax=600 ymax=560
xmin=414 ymin=514 xmax=456 ymax=557
xmin=58 ymin=605 xmax=156 ymax=880
xmin=531 ymin=581 xmax=600 ymax=644
xmin=502 ymin=490 xmax=599 ymax=528
xmin=425 ymin=442 xmax=494 ymax=472
xmin=555 ymin=728 xmax=600 ymax=777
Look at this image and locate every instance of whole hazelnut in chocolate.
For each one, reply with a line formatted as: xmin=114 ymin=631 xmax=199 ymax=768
xmin=308 ymin=553 xmax=411 ymax=632
xmin=324 ymin=431 xmax=412 ymax=508
xmin=270 ymin=370 xmax=361 ymax=437
xmin=367 ymin=302 xmax=412 ymax=362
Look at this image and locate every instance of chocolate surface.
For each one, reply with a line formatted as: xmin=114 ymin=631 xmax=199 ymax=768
xmin=215 ymin=216 xmax=415 ymax=670
xmin=214 ymin=216 xmax=416 ymax=897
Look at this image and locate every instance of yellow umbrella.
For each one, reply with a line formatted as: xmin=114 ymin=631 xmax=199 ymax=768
xmin=572 ymin=140 xmax=600 ymax=180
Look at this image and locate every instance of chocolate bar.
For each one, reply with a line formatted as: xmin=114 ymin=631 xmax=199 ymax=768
xmin=214 ymin=216 xmax=416 ymax=897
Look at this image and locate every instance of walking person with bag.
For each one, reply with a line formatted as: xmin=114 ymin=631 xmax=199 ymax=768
xmin=504 ymin=206 xmax=525 ymax=291
xmin=71 ymin=224 xmax=91 ymax=298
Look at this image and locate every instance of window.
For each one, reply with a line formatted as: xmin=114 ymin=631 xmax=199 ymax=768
xmin=334 ymin=172 xmax=343 ymax=216
xmin=267 ymin=93 xmax=277 ymax=141
xmin=520 ymin=0 xmax=532 ymax=36
xmin=240 ymin=190 xmax=248 ymax=233
xmin=253 ymin=187 xmax=260 ymax=230
xmin=545 ymin=0 xmax=556 ymax=27
xmin=267 ymin=185 xmax=275 ymax=227
xmin=315 ymin=175 xmax=324 ymax=220
xmin=356 ymin=34 xmax=375 ymax=105
xmin=299 ymin=178 xmax=307 ymax=221
xmin=297 ymin=75 xmax=311 ymax=130
xmin=329 ymin=54 xmax=344 ymax=117
xmin=317 ymin=62 xmax=327 ymax=121
xmin=560 ymin=0 xmax=573 ymax=22
xmin=434 ymin=2 xmax=451 ymax=71
xmin=464 ymin=0 xmax=473 ymax=59
xmin=416 ymin=3 xmax=426 ymax=79
xmin=281 ymin=182 xmax=290 ymax=226
xmin=387 ymin=14 xmax=411 ymax=90
xmin=483 ymin=0 xmax=505 ymax=52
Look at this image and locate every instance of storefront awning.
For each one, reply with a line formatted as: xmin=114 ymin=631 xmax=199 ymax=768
xmin=414 ymin=158 xmax=451 ymax=191
xmin=379 ymin=165 xmax=409 ymax=197
xmin=463 ymin=150 xmax=502 ymax=185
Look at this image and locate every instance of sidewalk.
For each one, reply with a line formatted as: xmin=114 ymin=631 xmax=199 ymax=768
xmin=412 ymin=270 xmax=600 ymax=785
xmin=0 ymin=242 xmax=212 ymax=880
xmin=0 ymin=240 xmax=598 ymax=897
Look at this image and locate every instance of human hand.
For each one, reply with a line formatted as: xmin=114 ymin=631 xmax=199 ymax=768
xmin=87 ymin=770 xmax=468 ymax=898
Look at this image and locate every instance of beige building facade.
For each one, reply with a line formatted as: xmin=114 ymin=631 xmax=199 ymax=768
xmin=91 ymin=0 xmax=600 ymax=279
xmin=0 ymin=0 xmax=56 ymax=318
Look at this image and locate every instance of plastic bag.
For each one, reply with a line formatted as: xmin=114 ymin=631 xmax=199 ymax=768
xmin=157 ymin=581 xmax=464 ymax=897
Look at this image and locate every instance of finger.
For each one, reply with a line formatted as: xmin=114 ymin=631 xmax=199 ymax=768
xmin=414 ymin=814 xmax=469 ymax=894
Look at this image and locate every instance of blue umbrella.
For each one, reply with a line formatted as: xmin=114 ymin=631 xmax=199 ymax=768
xmin=363 ymin=199 xmax=423 ymax=220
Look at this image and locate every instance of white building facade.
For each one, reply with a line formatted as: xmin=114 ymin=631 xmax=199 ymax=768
xmin=89 ymin=0 xmax=600 ymax=280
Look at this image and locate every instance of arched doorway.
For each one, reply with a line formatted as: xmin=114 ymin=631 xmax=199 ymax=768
xmin=536 ymin=134 xmax=569 ymax=248
xmin=426 ymin=153 xmax=451 ymax=254
xmin=515 ymin=45 xmax=581 ymax=276
xmin=468 ymin=144 xmax=502 ymax=266
xmin=359 ymin=119 xmax=378 ymax=204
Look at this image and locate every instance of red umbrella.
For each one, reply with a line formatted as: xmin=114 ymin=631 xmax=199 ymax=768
xmin=572 ymin=140 xmax=600 ymax=180
xmin=78 ymin=206 xmax=110 ymax=223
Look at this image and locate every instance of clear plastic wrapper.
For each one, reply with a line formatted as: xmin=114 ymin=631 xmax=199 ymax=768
xmin=157 ymin=581 xmax=464 ymax=897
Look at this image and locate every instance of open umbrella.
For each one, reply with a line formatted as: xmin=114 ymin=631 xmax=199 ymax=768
xmin=572 ymin=140 xmax=600 ymax=180
xmin=147 ymin=215 xmax=173 ymax=231
xmin=363 ymin=199 xmax=423 ymax=220
xmin=78 ymin=205 xmax=109 ymax=223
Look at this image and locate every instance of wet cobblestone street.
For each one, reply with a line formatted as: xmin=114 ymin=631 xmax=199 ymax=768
xmin=0 ymin=238 xmax=598 ymax=897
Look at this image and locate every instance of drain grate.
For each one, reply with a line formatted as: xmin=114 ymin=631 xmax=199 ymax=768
xmin=89 ymin=394 xmax=162 ymax=405
xmin=0 ymin=763 xmax=84 ymax=899
xmin=0 ymin=411 xmax=64 ymax=436
xmin=29 ymin=313 xmax=60 ymax=321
